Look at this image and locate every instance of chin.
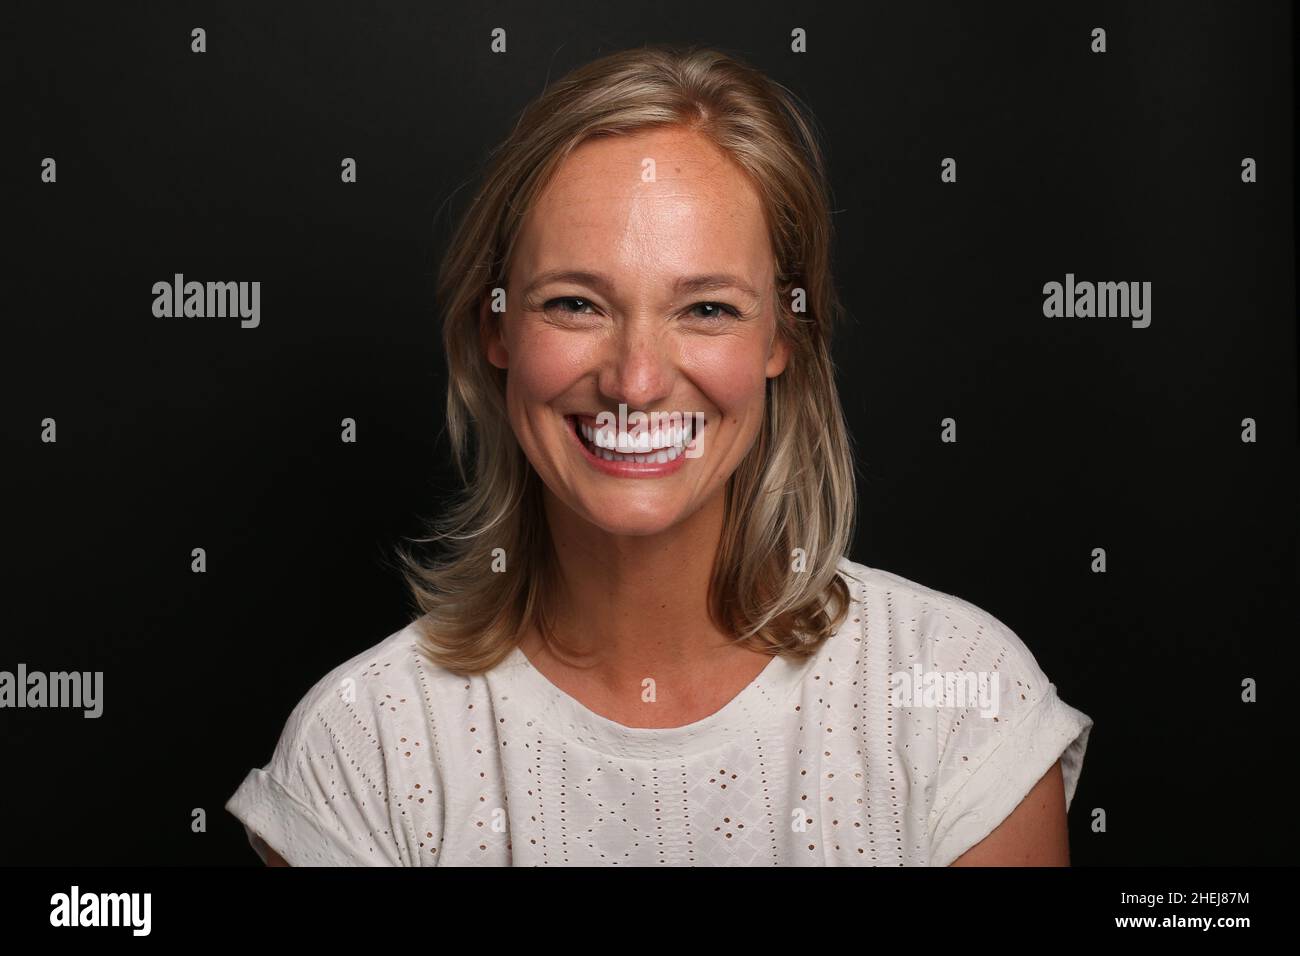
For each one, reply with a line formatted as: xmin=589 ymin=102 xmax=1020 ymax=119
xmin=572 ymin=492 xmax=691 ymax=537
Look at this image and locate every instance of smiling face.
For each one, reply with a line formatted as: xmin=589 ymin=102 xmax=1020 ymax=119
xmin=482 ymin=125 xmax=790 ymax=537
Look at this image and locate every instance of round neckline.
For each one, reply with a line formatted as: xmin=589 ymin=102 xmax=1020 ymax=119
xmin=501 ymin=643 xmax=808 ymax=759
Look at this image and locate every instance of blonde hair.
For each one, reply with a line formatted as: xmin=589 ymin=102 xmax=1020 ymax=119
xmin=395 ymin=44 xmax=858 ymax=674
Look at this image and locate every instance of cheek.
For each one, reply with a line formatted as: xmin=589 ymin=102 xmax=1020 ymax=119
xmin=505 ymin=326 xmax=594 ymax=405
xmin=682 ymin=336 xmax=772 ymax=414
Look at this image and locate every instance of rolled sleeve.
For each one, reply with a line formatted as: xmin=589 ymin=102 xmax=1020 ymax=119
xmin=226 ymin=767 xmax=386 ymax=867
xmin=928 ymin=683 xmax=1093 ymax=867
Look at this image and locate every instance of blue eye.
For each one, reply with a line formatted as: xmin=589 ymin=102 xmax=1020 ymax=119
xmin=688 ymin=302 xmax=740 ymax=321
xmin=540 ymin=298 xmax=739 ymax=321
xmin=543 ymin=297 xmax=596 ymax=315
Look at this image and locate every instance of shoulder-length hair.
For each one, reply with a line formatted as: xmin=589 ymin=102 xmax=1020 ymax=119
xmin=395 ymin=44 xmax=858 ymax=675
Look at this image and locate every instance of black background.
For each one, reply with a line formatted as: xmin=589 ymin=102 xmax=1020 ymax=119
xmin=5 ymin=0 xmax=1296 ymax=865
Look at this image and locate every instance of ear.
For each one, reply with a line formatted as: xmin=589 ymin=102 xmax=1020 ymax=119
xmin=480 ymin=295 xmax=509 ymax=370
xmin=765 ymin=325 xmax=791 ymax=379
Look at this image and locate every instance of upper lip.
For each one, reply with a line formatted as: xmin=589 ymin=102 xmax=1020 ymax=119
xmin=567 ymin=413 xmax=704 ymax=426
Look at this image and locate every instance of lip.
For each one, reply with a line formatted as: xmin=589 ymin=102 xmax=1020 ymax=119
xmin=564 ymin=414 xmax=704 ymax=478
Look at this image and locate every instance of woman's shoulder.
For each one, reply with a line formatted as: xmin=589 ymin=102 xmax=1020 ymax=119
xmin=837 ymin=556 xmax=1016 ymax=630
xmin=838 ymin=555 xmax=1021 ymax=631
xmin=834 ymin=556 xmax=1094 ymax=865
xmin=277 ymin=618 xmax=470 ymax=744
xmin=833 ymin=555 xmax=1059 ymax=692
xmin=228 ymin=619 xmax=464 ymax=866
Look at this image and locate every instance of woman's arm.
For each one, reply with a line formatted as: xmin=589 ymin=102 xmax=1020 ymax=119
xmin=248 ymin=831 xmax=291 ymax=866
xmin=948 ymin=759 xmax=1071 ymax=866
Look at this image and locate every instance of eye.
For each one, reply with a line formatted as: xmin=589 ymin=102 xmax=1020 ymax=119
xmin=686 ymin=302 xmax=741 ymax=322
xmin=542 ymin=296 xmax=598 ymax=316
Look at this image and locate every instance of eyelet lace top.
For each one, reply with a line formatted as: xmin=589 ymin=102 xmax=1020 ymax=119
xmin=226 ymin=557 xmax=1093 ymax=866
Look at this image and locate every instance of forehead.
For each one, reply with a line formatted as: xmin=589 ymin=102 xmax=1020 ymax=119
xmin=512 ymin=126 xmax=773 ymax=286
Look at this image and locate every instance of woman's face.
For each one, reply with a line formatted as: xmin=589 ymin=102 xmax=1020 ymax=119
xmin=483 ymin=125 xmax=789 ymax=537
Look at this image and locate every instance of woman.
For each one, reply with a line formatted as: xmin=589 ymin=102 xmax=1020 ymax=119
xmin=226 ymin=44 xmax=1092 ymax=866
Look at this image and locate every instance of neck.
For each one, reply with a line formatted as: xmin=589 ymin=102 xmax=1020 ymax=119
xmin=533 ymin=484 xmax=740 ymax=684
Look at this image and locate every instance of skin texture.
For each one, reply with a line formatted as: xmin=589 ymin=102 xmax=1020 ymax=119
xmin=258 ymin=125 xmax=1072 ymax=866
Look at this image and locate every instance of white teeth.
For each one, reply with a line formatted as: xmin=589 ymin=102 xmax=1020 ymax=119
xmin=574 ymin=415 xmax=703 ymax=463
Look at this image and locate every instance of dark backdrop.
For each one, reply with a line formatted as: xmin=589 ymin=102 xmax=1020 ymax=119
xmin=5 ymin=0 xmax=1296 ymax=865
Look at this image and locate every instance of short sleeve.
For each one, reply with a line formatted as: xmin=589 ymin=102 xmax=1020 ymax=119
xmin=926 ymin=610 xmax=1093 ymax=867
xmin=225 ymin=668 xmax=410 ymax=867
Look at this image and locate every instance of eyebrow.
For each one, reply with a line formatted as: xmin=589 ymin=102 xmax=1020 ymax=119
xmin=520 ymin=270 xmax=762 ymax=302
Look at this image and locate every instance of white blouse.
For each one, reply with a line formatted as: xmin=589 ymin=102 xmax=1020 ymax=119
xmin=226 ymin=557 xmax=1093 ymax=865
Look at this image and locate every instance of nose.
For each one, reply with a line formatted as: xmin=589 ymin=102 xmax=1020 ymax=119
xmin=596 ymin=315 xmax=676 ymax=412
